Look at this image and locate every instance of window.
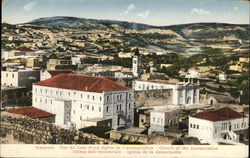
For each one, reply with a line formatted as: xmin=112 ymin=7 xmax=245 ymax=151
xmin=87 ymin=105 xmax=89 ymax=110
xmin=153 ymin=117 xmax=155 ymax=122
xmin=51 ymin=100 xmax=52 ymax=104
xmin=197 ymin=125 xmax=199 ymax=129
xmin=45 ymin=90 xmax=47 ymax=94
xmin=80 ymin=116 xmax=82 ymax=120
xmin=99 ymin=107 xmax=101 ymax=112
xmin=35 ymin=88 xmax=37 ymax=92
xmin=161 ymin=119 xmax=163 ymax=124
xmin=100 ymin=97 xmax=102 ymax=101
xmin=12 ymin=74 xmax=14 ymax=78
xmin=87 ymin=95 xmax=89 ymax=99
xmin=129 ymin=94 xmax=131 ymax=99
xmin=141 ymin=119 xmax=144 ymax=123
xmin=40 ymin=98 xmax=42 ymax=102
xmin=107 ymin=96 xmax=109 ymax=101
xmin=119 ymin=104 xmax=122 ymax=111
xmin=93 ymin=96 xmax=95 ymax=100
xmin=128 ymin=115 xmax=131 ymax=122
xmin=194 ymin=124 xmax=196 ymax=128
xmin=106 ymin=106 xmax=109 ymax=112
xmin=81 ymin=94 xmax=83 ymax=98
xmin=117 ymin=105 xmax=119 ymax=111
xmin=92 ymin=106 xmax=94 ymax=111
xmin=68 ymin=92 xmax=70 ymax=97
xmin=128 ymin=103 xmax=131 ymax=109
xmin=45 ymin=99 xmax=47 ymax=103
xmin=74 ymin=92 xmax=76 ymax=95
xmin=40 ymin=89 xmax=42 ymax=93
xmin=74 ymin=111 xmax=75 ymax=114
xmin=6 ymin=74 xmax=8 ymax=77
xmin=80 ymin=104 xmax=82 ymax=109
xmin=56 ymin=91 xmax=58 ymax=95
xmin=157 ymin=118 xmax=160 ymax=123
xmin=190 ymin=124 xmax=192 ymax=128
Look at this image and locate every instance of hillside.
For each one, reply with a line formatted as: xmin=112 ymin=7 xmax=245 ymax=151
xmin=2 ymin=16 xmax=250 ymax=55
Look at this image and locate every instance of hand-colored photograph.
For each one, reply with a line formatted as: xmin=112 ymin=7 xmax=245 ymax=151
xmin=1 ymin=0 xmax=249 ymax=157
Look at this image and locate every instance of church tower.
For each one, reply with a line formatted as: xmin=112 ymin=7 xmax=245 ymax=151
xmin=132 ymin=47 xmax=141 ymax=77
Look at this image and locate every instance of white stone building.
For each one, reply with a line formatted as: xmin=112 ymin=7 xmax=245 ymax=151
xmin=33 ymin=74 xmax=134 ymax=130
xmin=148 ymin=107 xmax=180 ymax=134
xmin=189 ymin=107 xmax=248 ymax=143
xmin=219 ymin=73 xmax=227 ymax=81
xmin=186 ymin=67 xmax=200 ymax=78
xmin=133 ymin=80 xmax=200 ymax=106
xmin=132 ymin=47 xmax=141 ymax=77
xmin=1 ymin=68 xmax=40 ymax=90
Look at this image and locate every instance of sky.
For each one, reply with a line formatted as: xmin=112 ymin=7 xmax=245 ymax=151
xmin=2 ymin=0 xmax=249 ymax=26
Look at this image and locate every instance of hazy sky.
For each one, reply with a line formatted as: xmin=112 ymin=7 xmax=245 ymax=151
xmin=2 ymin=0 xmax=249 ymax=26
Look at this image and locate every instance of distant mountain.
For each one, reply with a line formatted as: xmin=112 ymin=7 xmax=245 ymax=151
xmin=23 ymin=16 xmax=249 ymax=40
xmin=24 ymin=16 xmax=157 ymax=30
xmin=24 ymin=16 xmax=248 ymax=30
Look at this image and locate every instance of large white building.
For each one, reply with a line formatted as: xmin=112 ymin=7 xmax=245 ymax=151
xmin=133 ymin=80 xmax=200 ymax=106
xmin=189 ymin=107 xmax=249 ymax=143
xmin=1 ymin=68 xmax=40 ymax=90
xmin=32 ymin=74 xmax=134 ymax=130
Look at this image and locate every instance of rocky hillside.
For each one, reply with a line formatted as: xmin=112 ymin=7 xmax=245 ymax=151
xmin=2 ymin=16 xmax=249 ymax=55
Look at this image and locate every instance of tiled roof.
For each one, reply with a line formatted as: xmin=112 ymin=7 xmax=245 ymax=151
xmin=34 ymin=74 xmax=130 ymax=93
xmin=47 ymin=70 xmax=73 ymax=76
xmin=6 ymin=107 xmax=55 ymax=119
xmin=192 ymin=107 xmax=246 ymax=122
xmin=189 ymin=67 xmax=200 ymax=71
xmin=15 ymin=46 xmax=33 ymax=51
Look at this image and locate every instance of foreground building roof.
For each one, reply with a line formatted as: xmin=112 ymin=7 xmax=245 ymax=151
xmin=6 ymin=107 xmax=55 ymax=119
xmin=192 ymin=107 xmax=246 ymax=122
xmin=34 ymin=74 xmax=130 ymax=93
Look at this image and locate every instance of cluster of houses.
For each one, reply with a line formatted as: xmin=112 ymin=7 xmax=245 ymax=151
xmin=1 ymin=47 xmax=249 ymax=145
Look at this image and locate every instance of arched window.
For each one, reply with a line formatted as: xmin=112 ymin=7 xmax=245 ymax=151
xmin=118 ymin=116 xmax=121 ymax=125
xmin=128 ymin=115 xmax=131 ymax=122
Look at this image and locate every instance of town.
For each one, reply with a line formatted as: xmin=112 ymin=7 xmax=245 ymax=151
xmin=1 ymin=16 xmax=249 ymax=145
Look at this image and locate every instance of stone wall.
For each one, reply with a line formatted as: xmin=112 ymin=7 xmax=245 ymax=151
xmin=110 ymin=131 xmax=177 ymax=144
xmin=135 ymin=89 xmax=173 ymax=107
xmin=0 ymin=112 xmax=116 ymax=144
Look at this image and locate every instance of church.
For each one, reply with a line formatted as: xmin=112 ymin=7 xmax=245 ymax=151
xmin=131 ymin=47 xmax=200 ymax=106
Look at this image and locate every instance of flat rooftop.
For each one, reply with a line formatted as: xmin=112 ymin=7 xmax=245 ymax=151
xmin=1 ymin=85 xmax=26 ymax=90
xmin=135 ymin=79 xmax=186 ymax=85
xmin=83 ymin=117 xmax=111 ymax=122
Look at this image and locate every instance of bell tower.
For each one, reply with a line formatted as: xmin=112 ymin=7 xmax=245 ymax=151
xmin=132 ymin=47 xmax=141 ymax=77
